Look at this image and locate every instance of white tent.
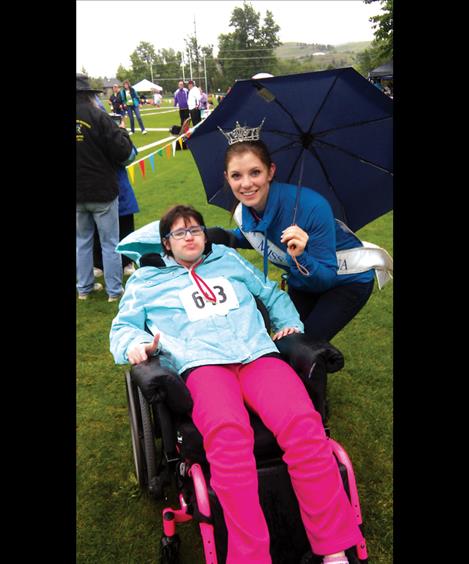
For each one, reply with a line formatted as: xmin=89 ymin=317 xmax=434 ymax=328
xmin=133 ymin=79 xmax=163 ymax=92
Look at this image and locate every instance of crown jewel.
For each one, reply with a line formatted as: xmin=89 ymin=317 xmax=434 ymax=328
xmin=218 ymin=118 xmax=265 ymax=145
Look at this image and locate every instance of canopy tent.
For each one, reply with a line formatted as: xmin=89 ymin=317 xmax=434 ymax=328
xmin=133 ymin=78 xmax=163 ymax=92
xmin=369 ymin=60 xmax=393 ymax=81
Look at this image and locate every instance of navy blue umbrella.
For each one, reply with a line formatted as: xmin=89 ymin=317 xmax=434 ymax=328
xmin=187 ymin=67 xmax=393 ymax=232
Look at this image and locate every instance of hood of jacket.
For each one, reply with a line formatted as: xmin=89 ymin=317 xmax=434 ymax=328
xmin=116 ymin=220 xmax=163 ymax=264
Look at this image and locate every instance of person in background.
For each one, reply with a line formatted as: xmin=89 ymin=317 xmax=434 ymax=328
xmin=110 ymin=204 xmax=364 ymax=564
xmin=372 ymin=78 xmax=383 ymax=91
xmin=109 ymin=83 xmax=125 ymax=126
xmin=93 ymin=164 xmax=139 ymax=277
xmin=120 ymin=79 xmax=147 ymax=135
xmin=76 ymin=74 xmax=135 ymax=302
xmin=198 ymin=86 xmax=209 ymax=119
xmin=174 ymin=80 xmax=189 ymax=126
xmin=152 ymin=89 xmax=162 ymax=107
xmin=187 ymin=79 xmax=201 ymax=126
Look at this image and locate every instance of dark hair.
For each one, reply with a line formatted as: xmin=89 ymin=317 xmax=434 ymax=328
xmin=159 ymin=205 xmax=206 ymax=257
xmin=223 ymin=140 xmax=272 ymax=172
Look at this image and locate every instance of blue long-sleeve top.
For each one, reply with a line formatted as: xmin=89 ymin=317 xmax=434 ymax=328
xmin=232 ymin=181 xmax=374 ymax=293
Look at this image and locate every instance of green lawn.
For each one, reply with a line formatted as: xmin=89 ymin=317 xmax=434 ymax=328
xmin=77 ymin=108 xmax=393 ymax=563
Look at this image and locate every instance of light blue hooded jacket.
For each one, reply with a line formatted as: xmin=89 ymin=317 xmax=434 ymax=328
xmin=109 ymin=221 xmax=304 ymax=374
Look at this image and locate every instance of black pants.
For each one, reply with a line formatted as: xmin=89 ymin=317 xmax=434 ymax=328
xmin=179 ymin=108 xmax=190 ymax=125
xmin=190 ymin=108 xmax=201 ymax=125
xmin=288 ymin=280 xmax=374 ymax=341
xmin=93 ymin=214 xmax=135 ymax=269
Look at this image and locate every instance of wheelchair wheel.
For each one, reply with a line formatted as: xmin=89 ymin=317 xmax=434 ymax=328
xmin=137 ymin=386 xmax=159 ymax=490
xmin=125 ymin=371 xmax=147 ymax=488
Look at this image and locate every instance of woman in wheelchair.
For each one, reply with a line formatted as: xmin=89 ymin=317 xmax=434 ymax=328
xmin=110 ymin=205 xmax=364 ymax=564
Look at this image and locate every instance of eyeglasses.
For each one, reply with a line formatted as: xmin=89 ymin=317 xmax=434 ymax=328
xmin=165 ymin=226 xmax=206 ymax=240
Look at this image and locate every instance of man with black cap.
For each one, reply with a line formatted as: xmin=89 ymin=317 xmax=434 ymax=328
xmin=76 ymin=74 xmax=135 ymax=302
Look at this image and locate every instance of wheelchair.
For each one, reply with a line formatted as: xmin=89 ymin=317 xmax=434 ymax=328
xmin=123 ymin=229 xmax=369 ymax=564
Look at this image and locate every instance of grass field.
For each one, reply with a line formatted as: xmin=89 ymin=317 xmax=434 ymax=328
xmin=77 ymin=107 xmax=393 ymax=563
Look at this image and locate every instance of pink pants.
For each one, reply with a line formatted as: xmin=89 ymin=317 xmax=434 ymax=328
xmin=186 ymin=356 xmax=363 ymax=563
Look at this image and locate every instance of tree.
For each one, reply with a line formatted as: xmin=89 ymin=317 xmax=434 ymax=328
xmin=116 ymin=64 xmax=131 ymax=83
xmin=129 ymin=41 xmax=158 ymax=82
xmin=184 ymin=35 xmax=203 ymax=83
xmin=365 ymin=0 xmax=393 ymax=59
xmin=260 ymin=11 xmax=281 ymax=49
xmin=216 ymin=1 xmax=281 ymax=87
xmin=356 ymin=0 xmax=393 ymax=75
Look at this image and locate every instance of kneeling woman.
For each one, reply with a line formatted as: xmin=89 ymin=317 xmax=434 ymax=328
xmin=110 ymin=205 xmax=363 ymax=564
xmin=222 ymin=136 xmax=392 ymax=342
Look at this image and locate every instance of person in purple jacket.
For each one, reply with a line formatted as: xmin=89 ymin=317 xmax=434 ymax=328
xmin=173 ymin=80 xmax=189 ymax=126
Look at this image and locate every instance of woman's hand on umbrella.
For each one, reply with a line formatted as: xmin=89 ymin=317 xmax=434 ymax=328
xmin=127 ymin=333 xmax=160 ymax=364
xmin=272 ymin=327 xmax=300 ymax=341
xmin=280 ymin=225 xmax=309 ymax=257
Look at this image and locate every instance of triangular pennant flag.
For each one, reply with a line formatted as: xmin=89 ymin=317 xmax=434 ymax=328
xmin=178 ymin=138 xmax=183 ymax=150
xmin=149 ymin=154 xmax=155 ymax=172
xmin=172 ymin=141 xmax=176 ymax=157
xmin=138 ymin=160 xmax=146 ymax=178
xmin=127 ymin=164 xmax=135 ymax=185
xmin=166 ymin=145 xmax=172 ymax=159
xmin=157 ymin=149 xmax=163 ymax=158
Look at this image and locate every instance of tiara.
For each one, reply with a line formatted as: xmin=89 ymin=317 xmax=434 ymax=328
xmin=218 ymin=118 xmax=265 ymax=145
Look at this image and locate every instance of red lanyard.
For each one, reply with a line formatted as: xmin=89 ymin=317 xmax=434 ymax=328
xmin=189 ymin=258 xmax=217 ymax=303
xmin=250 ymin=208 xmax=262 ymax=222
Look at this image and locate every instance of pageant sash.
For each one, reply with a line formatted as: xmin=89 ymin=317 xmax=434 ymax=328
xmin=234 ymin=204 xmax=393 ymax=289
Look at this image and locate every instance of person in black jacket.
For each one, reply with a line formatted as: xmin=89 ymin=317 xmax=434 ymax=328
xmin=109 ymin=83 xmax=125 ymax=126
xmin=76 ymin=74 xmax=136 ymax=302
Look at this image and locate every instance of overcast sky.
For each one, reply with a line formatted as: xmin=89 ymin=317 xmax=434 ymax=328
xmin=77 ymin=1 xmax=383 ymax=77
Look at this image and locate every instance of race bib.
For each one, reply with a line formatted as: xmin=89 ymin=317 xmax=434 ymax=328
xmin=179 ymin=277 xmax=239 ymax=321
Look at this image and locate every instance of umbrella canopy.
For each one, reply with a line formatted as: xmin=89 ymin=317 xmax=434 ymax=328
xmin=187 ymin=67 xmax=393 ymax=232
xmin=133 ymin=78 xmax=163 ymax=92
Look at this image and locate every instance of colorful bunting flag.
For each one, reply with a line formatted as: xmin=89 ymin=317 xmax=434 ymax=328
xmin=128 ymin=164 xmax=135 ymax=185
xmin=124 ymin=124 xmax=199 ymax=181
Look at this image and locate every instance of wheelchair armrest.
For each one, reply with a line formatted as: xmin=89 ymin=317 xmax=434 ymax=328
xmin=206 ymin=226 xmax=237 ymax=248
xmin=275 ymin=334 xmax=343 ymax=424
xmin=130 ymin=356 xmax=193 ymax=414
xmin=275 ymin=333 xmax=344 ymax=379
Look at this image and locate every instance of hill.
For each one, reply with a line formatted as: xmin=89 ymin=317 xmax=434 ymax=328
xmin=275 ymin=41 xmax=371 ymax=59
xmin=275 ymin=41 xmax=371 ymax=69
